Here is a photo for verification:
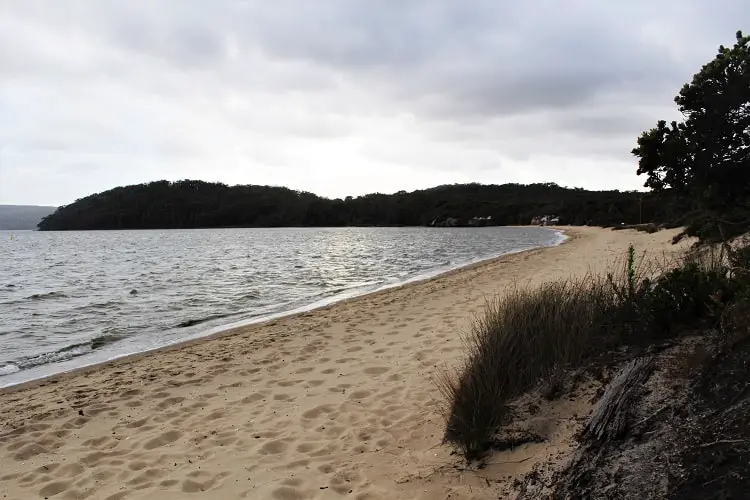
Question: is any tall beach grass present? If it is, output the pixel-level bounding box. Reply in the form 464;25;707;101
438;243;749;460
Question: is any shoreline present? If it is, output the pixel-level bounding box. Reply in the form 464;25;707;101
1;228;570;394
1;226;687;500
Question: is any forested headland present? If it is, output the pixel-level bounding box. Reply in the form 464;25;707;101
37;181;682;231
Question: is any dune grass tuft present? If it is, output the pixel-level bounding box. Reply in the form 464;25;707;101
439;243;748;461
437;276;611;460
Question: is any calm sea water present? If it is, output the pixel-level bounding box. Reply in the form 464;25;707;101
0;227;564;386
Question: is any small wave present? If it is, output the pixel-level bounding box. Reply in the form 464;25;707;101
90;332;128;350
177;312;238;328
0;363;20;376
303;281;328;288
74;299;123;312
4;284;17;288
26;291;68;301
0;330;134;376
550;229;570;245
325;280;382;296
8;342;92;372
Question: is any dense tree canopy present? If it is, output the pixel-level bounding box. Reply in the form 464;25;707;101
37;180;669;231
633;31;750;240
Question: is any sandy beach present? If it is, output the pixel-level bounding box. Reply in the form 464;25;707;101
0;226;689;500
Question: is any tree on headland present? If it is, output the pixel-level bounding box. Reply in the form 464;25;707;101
633;31;750;241
36;180;667;230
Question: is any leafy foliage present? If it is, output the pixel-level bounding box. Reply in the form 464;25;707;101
37;180;667;230
633;31;750;241
648;262;731;331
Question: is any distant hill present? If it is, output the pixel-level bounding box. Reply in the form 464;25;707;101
0;205;57;230
36;180;682;231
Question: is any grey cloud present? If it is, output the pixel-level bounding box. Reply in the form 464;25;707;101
228;2;694;117
1;0;748;205
110;16;225;68
236;1;496;68
554;111;662;138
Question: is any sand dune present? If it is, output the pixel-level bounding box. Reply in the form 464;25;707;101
0;227;689;499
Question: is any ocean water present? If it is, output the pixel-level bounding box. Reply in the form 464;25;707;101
0;227;565;387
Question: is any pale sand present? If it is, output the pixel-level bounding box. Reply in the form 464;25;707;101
0;227;690;500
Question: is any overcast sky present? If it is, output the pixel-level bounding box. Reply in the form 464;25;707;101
0;1;746;206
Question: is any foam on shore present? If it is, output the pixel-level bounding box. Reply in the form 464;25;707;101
0;229;567;389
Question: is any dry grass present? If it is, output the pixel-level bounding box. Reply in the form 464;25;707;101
437;275;613;460
439;242;750;461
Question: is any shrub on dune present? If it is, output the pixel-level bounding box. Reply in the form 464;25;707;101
439;243;748;461
437;276;609;460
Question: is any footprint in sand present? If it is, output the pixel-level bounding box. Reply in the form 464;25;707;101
259;439;289;455
281;477;304;487
308;443;339;457
318;463;335;474
277;380;302;388
119;388;142;398
104;492;129;500
128;468;166;486
287;459;310;469
241;393;266;404
271;486;306;500
125;417;150;428
301;404;336;419
155;396;185;410
143;430;182;450
296;442;318;453
348;390;372;400
12;442;50;461
181;471;231;493
204;409;227;420
128;461;148;471
363;366;390;375
38;481;69;498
